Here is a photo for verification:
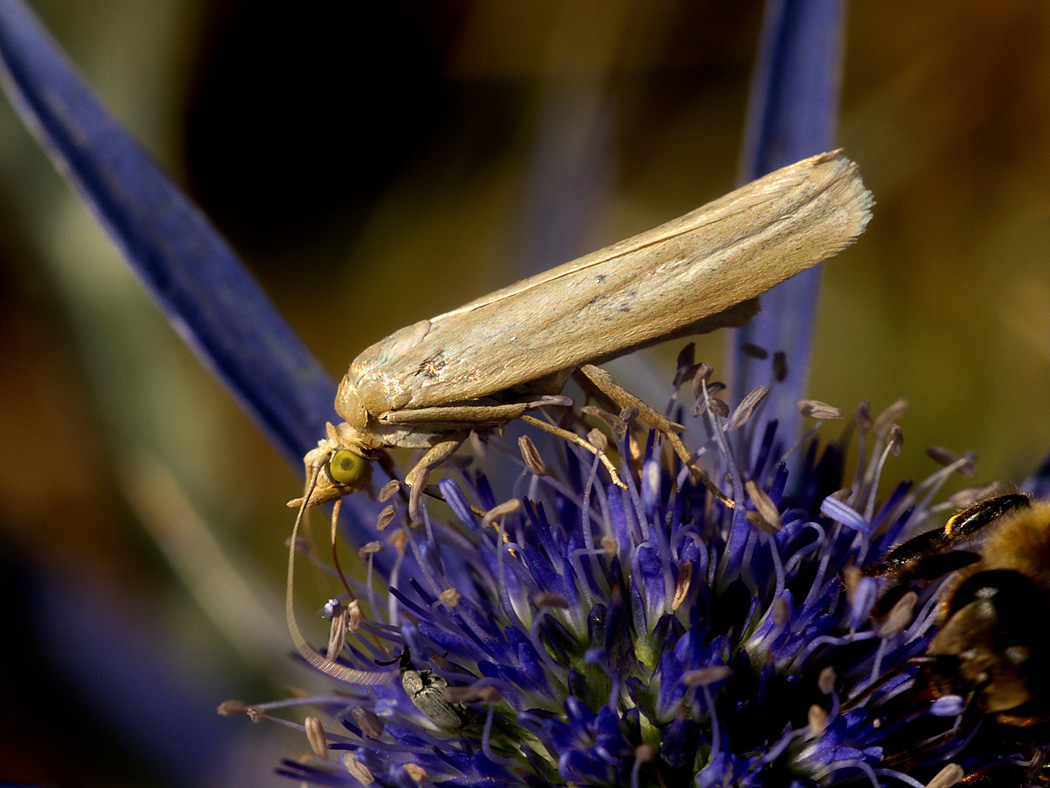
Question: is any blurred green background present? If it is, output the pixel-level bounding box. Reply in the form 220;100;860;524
1;1;1048;786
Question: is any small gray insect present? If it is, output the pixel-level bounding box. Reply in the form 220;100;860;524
293;149;871;516
396;648;468;728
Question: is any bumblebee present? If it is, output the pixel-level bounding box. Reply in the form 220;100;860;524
865;493;1050;727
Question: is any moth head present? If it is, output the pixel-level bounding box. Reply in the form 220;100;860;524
289;422;375;509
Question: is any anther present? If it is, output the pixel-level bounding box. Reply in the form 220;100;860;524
741;342;768;359
440;588;462;607
378;479;401;502
581;405;629;437
305;716;328;759
818;667;836;695
887;424;903;457
808;704;828;735
359;541;384;559
343;752;375;784
672;560;693;610
217;699;248;716
924;763;963;788
351;706;384;739
796;399;844;420
518;435;549;476
532;592;569;609
681;666;733;687
726;385;769;430
879;590;917;637
745;480;783;533
376;505;396;532
403;763;428;782
872;398;908;437
482;499;522;529
772;351;787;381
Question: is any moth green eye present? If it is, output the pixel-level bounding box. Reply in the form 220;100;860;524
329;449;368;485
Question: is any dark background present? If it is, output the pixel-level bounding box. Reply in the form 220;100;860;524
1;1;1048;785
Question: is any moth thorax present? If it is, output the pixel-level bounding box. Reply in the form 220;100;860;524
335;376;370;431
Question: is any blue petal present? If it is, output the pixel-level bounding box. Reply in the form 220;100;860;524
820;496;871;534
438;477;479;529
632;540;666;626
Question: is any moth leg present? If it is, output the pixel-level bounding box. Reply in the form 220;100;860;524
576;364;732;507
380;400;558;429
404;433;467;520
519;414;626;489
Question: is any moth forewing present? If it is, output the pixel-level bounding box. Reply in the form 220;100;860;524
348;149;871;415
300;149;872;511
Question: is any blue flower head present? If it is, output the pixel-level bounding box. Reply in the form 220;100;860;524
259;367;1033;787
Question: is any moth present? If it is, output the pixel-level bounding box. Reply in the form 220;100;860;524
295;150;872;516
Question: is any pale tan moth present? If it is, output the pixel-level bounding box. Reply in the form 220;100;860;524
286;150;872;683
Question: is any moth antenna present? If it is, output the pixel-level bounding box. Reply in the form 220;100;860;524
286;459;394;685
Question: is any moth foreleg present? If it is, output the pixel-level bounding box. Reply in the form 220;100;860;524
380;399;564;429
404;433;467;520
